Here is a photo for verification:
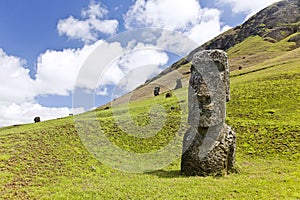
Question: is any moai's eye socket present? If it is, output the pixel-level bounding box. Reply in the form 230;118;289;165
197;95;211;105
216;61;225;72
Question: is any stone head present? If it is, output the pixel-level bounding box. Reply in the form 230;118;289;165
188;50;230;128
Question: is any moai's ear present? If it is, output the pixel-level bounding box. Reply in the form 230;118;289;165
224;59;230;102
212;54;230;102
221;62;230;102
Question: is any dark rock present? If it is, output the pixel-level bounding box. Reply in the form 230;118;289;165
288;33;300;47
34;116;41;123
165;93;172;98
181;50;236;176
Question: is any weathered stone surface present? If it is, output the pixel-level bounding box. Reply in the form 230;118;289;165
181;124;236;176
288;33;300;47
181;50;236;176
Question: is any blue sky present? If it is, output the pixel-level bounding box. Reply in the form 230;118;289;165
0;0;278;127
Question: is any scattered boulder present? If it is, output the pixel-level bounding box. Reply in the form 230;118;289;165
165;93;172;98
288;33;300;47
90;166;96;171
34;116;41;123
154;86;160;96
181;50;236;176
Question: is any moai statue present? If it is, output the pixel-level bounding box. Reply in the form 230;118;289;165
154;86;160;96
181;50;236;176
34;116;41;123
174;78;183;90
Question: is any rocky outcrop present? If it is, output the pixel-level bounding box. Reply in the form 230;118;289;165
197;0;300;52
181;50;236;176
288;33;300;47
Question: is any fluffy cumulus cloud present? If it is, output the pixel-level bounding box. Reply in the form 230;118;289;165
124;0;202;30
57;2;118;43
0;103;74;127
35;41;101;96
124;0;226;45
217;0;279;18
110;44;169;93
0;49;35;105
0;49;85;127
76;41;169;95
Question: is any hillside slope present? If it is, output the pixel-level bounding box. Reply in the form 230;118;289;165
1;44;299;199
1;0;300;199
105;0;300;106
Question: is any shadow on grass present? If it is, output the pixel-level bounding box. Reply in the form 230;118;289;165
146;170;184;178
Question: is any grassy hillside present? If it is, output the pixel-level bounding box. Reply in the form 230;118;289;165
1;40;300;199
227;34;298;70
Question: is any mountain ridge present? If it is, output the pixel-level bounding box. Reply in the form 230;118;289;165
199;0;300;51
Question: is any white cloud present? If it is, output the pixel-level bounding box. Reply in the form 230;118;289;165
79;42;169;94
155;30;199;56
57;2;118;43
35;38;168;98
124;0;202;30
96;87;108;96
0;103;84;127
81;2;108;18
0;49;35;105
114;45;169;92
124;0;226;45
35;41;101;96
0;47;91;127
57;17;95;43
217;0;279;18
185;8;223;45
75;41;125;89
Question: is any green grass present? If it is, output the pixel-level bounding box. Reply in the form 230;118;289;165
227;35;298;69
0;46;300;199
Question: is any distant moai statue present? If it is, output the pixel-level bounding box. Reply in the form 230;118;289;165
154;86;160;96
34;116;41;123
174;78;182;90
181;50;236;176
